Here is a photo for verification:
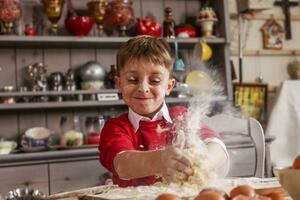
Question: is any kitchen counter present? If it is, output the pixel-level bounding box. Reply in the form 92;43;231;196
0;147;98;167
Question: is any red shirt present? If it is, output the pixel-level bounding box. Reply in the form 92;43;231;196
99;106;220;187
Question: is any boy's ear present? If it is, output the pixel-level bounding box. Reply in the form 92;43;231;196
166;78;176;96
114;76;121;93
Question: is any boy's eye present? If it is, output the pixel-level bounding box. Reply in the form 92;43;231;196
127;78;138;83
150;79;161;84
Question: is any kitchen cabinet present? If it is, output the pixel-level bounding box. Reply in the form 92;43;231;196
0;0;231;142
0;0;234;195
0;148;107;196
49;160;107;194
0;164;49;195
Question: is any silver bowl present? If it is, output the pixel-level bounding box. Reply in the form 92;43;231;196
6;188;46;200
79;61;106;81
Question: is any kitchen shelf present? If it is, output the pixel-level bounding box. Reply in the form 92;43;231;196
0;36;226;49
231;49;300;56
0;97;190;110
0;87;228;110
0;89;119;97
230;13;300;21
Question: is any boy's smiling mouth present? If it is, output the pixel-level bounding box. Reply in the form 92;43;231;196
134;97;152;100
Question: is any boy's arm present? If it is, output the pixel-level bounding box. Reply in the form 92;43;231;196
99;117;192;181
113;146;193;181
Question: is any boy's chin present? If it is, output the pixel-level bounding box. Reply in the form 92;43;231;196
132;103;164;117
137;108;160;118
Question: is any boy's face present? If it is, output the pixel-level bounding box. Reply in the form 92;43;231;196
115;58;175;118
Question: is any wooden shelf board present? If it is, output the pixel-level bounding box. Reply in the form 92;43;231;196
0;87;188;97
0;89;119;97
0;97;190;110
231;49;300;56
231;13;300;21
0;36;226;48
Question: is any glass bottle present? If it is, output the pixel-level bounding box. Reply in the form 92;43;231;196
85;116;104;145
105;64;117;89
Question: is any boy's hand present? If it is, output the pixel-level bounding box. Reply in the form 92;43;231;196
155;146;193;182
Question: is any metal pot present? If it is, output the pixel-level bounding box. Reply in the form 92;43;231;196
79;61;106;81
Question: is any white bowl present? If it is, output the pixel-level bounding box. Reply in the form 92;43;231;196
0;141;17;154
22;127;53;149
81;80;104;90
25;127;51;139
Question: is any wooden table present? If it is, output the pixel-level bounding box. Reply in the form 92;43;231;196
48;177;288;200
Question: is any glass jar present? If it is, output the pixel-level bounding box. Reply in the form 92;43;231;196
85;116;105;144
105;64;117;89
105;0;134;36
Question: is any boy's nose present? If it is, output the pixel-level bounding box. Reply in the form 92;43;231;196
137;81;150;93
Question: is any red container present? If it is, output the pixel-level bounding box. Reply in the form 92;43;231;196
175;25;196;38
87;132;101;145
65;16;94;36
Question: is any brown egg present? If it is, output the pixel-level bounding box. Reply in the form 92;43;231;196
265;192;284;200
257;195;272;200
231;194;271;200
155;193;181;200
194;191;226;200
230;195;252;200
200;188;229;200
230;185;256;199
292;155;300;169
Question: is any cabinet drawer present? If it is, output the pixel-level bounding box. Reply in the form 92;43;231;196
0;164;48;196
49;160;108;194
227;147;256;177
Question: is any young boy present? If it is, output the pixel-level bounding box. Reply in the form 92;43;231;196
99;35;229;187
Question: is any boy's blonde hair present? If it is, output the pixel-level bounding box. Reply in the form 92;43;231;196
116;35;174;74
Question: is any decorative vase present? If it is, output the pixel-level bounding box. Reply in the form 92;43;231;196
197;7;218;37
198;19;216;37
0;0;22;34
87;0;108;36
42;0;65;35
199;40;212;61
105;0;134;36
